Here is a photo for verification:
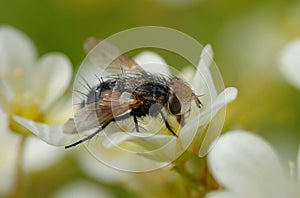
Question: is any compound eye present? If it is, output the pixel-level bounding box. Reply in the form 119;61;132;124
168;95;181;115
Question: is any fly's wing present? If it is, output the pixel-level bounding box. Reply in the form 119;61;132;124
84;37;144;77
64;90;141;134
73;38;144;107
63;103;101;134
67;38;144;134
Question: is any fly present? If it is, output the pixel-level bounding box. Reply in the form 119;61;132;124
64;38;202;149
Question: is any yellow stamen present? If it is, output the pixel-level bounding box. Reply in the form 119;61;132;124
9;117;31;136
8;102;45;135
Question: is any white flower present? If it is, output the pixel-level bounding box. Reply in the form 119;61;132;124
0;25;72;195
206;130;300;198
278;38;300;90
53;180;114;198
0;25;73;138
5;26;78;146
102;45;238;163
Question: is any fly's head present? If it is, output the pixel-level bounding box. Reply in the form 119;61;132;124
167;77;201;117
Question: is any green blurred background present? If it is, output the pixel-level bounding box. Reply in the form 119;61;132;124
1;0;300;197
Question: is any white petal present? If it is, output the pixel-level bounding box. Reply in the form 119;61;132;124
0;112;18;196
193;45;218;102
198;87;238;157
13;116;78;146
199;87;238;125
103;132;179;162
205;191;238;198
208;131;288;198
103;132;174;150
198;112;225;158
0;25;37;72
53;180;114;198
0;76;14;103
0;107;9;132
44;94;73;124
178;111;204;149
83;134;165;172
102;132;133;149
23;136;64;172
134;51;171;75
77;146;130;183
0;26;37;101
32;53;72;111
279;39;300;90
180;66;195;84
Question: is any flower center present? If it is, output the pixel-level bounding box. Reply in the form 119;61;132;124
8;102;45;136
0;67;46;135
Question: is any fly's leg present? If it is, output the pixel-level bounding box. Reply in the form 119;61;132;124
159;111;178;137
114;112;131;121
65;112;132;149
65;121;111;149
133;114;140;132
116;112;141;132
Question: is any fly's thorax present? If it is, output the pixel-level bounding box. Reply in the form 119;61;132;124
109;73;170;118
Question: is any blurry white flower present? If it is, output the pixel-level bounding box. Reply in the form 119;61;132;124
206;130;300;198
279;38;300;90
0;25;72;195
5;25;79;146
53;180;114;198
134;51;170;76
103;45;238;162
0;25;73;140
